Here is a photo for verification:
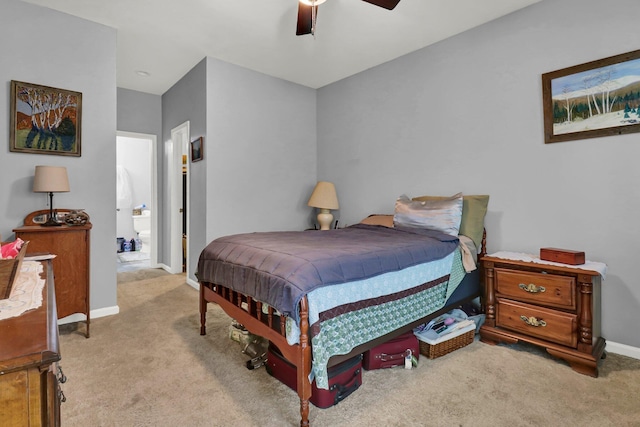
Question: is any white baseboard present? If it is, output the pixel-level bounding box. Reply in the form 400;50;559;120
607;340;640;360
186;277;198;290
59;266;197;325
159;263;186;275
58;305;120;325
159;262;198;289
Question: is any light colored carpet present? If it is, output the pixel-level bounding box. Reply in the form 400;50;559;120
59;269;640;427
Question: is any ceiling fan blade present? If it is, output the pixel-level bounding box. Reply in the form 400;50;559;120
362;0;401;10
296;3;316;36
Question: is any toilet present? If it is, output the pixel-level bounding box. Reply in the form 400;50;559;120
132;210;151;253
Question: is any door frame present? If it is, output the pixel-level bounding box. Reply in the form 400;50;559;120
169;121;189;274
116;131;158;267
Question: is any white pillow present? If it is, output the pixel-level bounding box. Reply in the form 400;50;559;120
393;193;463;236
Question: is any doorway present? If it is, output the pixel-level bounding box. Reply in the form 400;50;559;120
116;132;158;272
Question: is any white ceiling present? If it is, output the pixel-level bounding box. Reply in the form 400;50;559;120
23;0;541;95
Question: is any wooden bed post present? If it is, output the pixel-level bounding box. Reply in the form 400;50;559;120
199;283;207;335
297;296;312;427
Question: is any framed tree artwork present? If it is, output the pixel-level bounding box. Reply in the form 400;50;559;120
10;80;82;156
542;49;640;143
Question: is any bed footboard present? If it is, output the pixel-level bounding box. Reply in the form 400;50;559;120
200;281;312;427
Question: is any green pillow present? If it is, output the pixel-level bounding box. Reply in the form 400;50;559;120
412;194;489;249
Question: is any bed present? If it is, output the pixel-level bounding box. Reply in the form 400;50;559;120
198;193;489;427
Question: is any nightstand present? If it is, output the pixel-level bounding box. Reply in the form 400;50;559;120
479;253;606;377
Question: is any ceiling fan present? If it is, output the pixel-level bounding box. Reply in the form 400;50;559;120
296;0;401;36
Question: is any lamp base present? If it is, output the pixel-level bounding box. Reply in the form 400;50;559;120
42;217;63;227
42;206;62;227
317;209;334;231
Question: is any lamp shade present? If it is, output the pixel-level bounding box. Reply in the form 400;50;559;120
33;166;70;193
307;181;339;210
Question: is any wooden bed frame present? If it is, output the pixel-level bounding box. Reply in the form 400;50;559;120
199;230;486;426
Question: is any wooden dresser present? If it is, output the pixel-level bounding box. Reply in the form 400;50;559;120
14;210;91;337
0;261;64;426
480;255;605;377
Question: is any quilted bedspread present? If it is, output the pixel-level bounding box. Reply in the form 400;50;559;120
295;249;462;388
197;224;459;322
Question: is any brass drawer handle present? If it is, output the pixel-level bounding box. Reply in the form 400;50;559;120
57;365;67;383
519;283;546;294
520;315;547;327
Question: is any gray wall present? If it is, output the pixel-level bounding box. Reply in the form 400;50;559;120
204;56;317;242
317;0;640;348
162;59;207;279
117;88;162;136
0;0;118;313
8;0;636;351
139;56;318;282
117;88;163;260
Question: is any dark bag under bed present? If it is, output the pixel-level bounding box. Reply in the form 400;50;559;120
362;331;419;370
265;343;362;409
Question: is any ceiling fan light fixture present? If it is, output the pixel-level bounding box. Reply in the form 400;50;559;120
296;0;401;36
299;0;327;5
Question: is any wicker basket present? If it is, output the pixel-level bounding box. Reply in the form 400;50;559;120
418;328;475;359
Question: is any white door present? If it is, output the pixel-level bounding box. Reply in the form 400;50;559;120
169;122;189;274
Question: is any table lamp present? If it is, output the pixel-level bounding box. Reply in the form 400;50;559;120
33;165;70;226
307;181;339;230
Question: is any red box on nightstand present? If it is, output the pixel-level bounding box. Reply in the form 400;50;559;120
540;247;585;265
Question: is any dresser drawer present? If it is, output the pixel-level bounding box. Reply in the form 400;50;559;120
494;268;576;310
496;299;578;348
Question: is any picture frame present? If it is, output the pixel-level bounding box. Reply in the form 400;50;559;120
542;49;640;144
191;136;203;162
10;80;82;156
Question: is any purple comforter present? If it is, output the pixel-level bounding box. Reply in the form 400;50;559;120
197;224;458;321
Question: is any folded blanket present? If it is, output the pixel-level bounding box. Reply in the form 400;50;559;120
458;235;477;273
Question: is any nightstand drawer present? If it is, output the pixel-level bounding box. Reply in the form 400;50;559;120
495;268;576;310
496;299;577;347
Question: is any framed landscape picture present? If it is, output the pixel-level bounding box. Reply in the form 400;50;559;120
542;49;640;143
10;80;82;156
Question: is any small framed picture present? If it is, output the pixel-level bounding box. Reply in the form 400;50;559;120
191;136;203;162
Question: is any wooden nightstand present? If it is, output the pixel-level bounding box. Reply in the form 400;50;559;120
14;209;91;338
479;254;606;377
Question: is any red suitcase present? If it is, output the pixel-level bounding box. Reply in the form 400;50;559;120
362;331;419;370
265;344;362;408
